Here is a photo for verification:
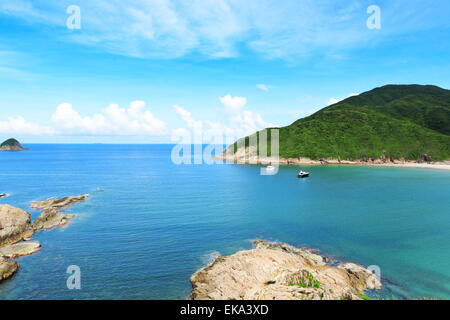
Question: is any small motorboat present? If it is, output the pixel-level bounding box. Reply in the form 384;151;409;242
266;165;276;171
297;170;309;178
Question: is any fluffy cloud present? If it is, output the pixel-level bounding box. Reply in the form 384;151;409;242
173;94;275;143
0;116;54;135
51;101;167;135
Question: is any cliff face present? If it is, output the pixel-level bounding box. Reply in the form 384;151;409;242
0;138;27;151
191;240;381;300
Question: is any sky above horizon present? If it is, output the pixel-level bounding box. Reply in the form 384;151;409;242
0;0;449;143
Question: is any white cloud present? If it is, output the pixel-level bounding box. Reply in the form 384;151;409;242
51;101;167;135
173;94;275;142
173;105;202;129
0;116;54;135
327;92;359;106
3;1;447;60
256;84;270;91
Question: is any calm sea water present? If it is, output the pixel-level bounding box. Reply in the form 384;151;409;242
0;144;449;300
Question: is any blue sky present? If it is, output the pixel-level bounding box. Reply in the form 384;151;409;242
0;0;449;143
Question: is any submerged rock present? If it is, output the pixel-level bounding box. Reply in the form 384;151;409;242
0;241;41;259
190;240;381;300
0;257;19;281
0;205;34;247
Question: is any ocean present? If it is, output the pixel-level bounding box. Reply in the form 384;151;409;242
0;144;449;299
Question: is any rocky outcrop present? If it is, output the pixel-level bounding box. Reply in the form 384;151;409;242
0;205;34;247
31;194;89;211
32;209;75;231
0;241;41;259
0;194;88;283
191;240;381;300
31;195;88;230
0;138;27;151
0;257;19;281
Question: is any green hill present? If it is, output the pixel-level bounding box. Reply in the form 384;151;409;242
0;138;27;151
232;85;450;161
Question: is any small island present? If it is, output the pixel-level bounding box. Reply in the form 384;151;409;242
0;138;28;151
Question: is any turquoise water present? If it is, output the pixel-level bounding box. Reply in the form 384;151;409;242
0;144;449;300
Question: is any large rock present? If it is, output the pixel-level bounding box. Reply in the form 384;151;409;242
0;205;34;247
191;240;381;300
0;241;41;259
0;257;19;281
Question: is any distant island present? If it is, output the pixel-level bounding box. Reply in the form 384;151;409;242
0;138;27;151
219;85;450;165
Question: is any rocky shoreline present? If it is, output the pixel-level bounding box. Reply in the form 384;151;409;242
0;194;88;282
191;240;381;300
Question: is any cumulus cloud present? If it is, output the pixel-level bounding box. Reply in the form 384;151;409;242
51;101;167;135
173;94;275;143
0;116;54;135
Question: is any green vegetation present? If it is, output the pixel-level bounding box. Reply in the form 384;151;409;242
232;85;450;161
1;138;21;147
354;293;372;300
288;273;321;289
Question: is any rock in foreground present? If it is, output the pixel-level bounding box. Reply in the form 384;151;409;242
0;241;41;259
0;205;34;247
191;240;381;300
0;257;19;281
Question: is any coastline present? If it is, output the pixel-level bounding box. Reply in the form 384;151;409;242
214;154;450;171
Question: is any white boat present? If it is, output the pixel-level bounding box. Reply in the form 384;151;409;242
266;165;276;171
297;170;309;178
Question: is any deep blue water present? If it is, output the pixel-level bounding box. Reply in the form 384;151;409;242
0;144;449;300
